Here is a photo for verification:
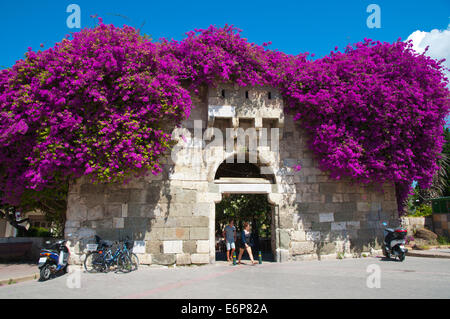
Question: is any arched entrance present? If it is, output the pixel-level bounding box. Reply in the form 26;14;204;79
212;157;278;262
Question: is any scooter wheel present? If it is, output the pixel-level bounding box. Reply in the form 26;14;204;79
398;252;405;262
382;246;390;259
39;264;51;281
62;265;69;274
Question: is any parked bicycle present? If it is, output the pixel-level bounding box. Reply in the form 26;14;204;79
122;237;139;272
84;236;138;273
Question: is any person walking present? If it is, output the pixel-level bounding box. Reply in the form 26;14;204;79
238;222;257;265
223;219;237;262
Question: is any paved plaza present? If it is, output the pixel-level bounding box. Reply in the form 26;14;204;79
0;256;449;299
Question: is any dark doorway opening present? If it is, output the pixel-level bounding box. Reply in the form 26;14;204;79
215;194;274;262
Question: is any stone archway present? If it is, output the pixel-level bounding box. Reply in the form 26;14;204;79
205;155;284;263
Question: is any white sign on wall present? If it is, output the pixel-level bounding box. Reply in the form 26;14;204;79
208;105;236;119
132;241;146;254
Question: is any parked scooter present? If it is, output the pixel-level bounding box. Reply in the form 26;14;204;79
38;238;70;281
382;222;408;261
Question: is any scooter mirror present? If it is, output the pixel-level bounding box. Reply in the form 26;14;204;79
45;241;51;245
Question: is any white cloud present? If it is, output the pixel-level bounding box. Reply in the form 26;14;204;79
406;24;450;82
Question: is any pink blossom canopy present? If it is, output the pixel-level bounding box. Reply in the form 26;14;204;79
0;23;448;213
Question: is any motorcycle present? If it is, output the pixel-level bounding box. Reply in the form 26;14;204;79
382;222;408;262
38;238;70;281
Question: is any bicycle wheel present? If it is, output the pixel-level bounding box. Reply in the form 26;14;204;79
84;252;104;273
116;254;132;273
130;253;139;271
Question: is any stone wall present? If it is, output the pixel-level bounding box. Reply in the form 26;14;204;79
65;84;400;265
400;216;433;235
274;116;399;260
433;214;449;237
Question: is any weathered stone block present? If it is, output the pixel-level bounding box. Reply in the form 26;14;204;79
177;217;209;227
104;204;122;219
311;222;331;232
193;203;214;217
91;219;113;229
124;217;150;233
87;205;104;221
80;183;105;195
113;217;124;229
175;227;189;239
291;230;306;241
357;202;370;212
307;176;317;183
368;211;381;221
163;240;183;254
152;218;177;228
173;190;197;204
106;190;130;203
320;183;338;194
296;203;309;212
146;240;162;254
191;253;210;264
370;202;381;211
331;222;346;231
317;242;336;255
297;193;325;203
346;221;361;230
145;185;162;203
279;214;294;228
319;213;334;223
137;253;152;265
299;213;320;223
340;202;357;212
332;194;344;203
196;240;210;253
382;201;397;211
65;220;81;228
128;203;157;218
152;253;176;265
163;227;189;240
168;204;194;217
183;240;197;254
129;189;147;203
190;227;209;240
292;241;315;255
279;230;290;249
176;253;192;265
334;211;354;222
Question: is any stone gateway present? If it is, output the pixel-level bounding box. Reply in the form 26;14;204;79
65;84;399;265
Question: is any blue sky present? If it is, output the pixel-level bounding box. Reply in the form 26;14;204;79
0;0;449;68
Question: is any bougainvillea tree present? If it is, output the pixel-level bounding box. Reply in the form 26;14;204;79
277;40;449;211
0;21;191;209
0;21;448;219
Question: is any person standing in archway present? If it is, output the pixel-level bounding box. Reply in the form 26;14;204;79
223;219;237;263
238;222;257;265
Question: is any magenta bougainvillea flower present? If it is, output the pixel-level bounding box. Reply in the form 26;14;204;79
0;22;448;214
